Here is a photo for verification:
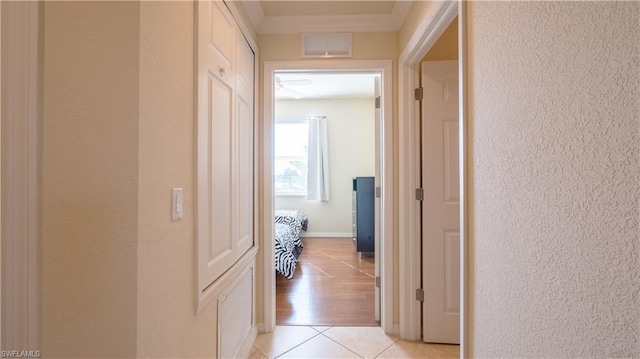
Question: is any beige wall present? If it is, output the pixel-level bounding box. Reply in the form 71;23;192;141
42;2;140;357
258;31;399;325
275;98;376;235
42;1;261;357
136;2;218;357
468;2;639;357
259;32;397;62
423;17;457;61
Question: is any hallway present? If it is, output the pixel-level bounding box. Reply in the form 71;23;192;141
3;1;637;358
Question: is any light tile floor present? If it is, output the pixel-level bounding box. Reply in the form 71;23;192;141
251;326;459;359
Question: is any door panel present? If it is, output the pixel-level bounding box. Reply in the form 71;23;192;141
443;119;460;203
209;1;234;81
444;230;461;314
421;60;460;344
234;30;254;254
209;75;233;263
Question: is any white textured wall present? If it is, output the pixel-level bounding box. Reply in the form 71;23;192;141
275;98;375;236
468;2;639;357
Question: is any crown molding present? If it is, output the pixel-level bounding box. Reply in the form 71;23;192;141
391;1;412;27
241;1;265;32
239;1;410;34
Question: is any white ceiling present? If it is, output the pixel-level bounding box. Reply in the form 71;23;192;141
275;72;378;100
261;1;396;17
241;0;411;34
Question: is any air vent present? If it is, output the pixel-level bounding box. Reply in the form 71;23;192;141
301;33;352;58
218;265;254;358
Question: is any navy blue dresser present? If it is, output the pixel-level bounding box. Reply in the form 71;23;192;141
352;177;375;253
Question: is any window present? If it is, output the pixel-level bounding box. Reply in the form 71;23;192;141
275;120;308;195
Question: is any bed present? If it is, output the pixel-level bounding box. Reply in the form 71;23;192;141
274;209;308;279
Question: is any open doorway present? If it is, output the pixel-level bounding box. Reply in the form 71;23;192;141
262;60;394;332
272;71;380;326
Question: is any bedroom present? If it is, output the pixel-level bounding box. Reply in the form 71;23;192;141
273;71;379;326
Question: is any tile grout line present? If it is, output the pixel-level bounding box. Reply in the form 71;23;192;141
273;329;322;359
372;339;399;359
252;345;269;359
320;328;400;359
320;331;366;359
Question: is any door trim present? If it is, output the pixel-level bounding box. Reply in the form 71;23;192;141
458;5;470;355
261;60;394;334
397;0;469;355
1;1;42;350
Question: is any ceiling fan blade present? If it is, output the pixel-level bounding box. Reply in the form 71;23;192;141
280;79;312;86
276;85;304;99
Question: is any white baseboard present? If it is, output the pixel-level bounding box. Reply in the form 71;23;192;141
389;324;399;336
238;325;258;359
300;232;352;238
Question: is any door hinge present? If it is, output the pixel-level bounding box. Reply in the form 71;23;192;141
375;186;381;198
415;188;424;201
416;288;424;302
414;87;423;101
375;96;381;109
376;276;381;288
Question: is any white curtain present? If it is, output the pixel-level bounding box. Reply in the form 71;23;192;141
307;116;330;201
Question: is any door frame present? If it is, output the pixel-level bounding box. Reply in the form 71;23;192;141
1;1;42;350
261;60;394;333
397;0;469;355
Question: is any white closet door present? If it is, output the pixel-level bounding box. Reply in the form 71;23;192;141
197;0;254;292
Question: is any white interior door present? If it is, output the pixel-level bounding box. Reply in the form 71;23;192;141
374;75;381;322
421;60;460;344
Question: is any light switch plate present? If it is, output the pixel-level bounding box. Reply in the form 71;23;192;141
172;188;183;220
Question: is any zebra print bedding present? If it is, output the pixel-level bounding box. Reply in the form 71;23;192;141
274;209;307;279
275;209;308;233
274;223;301;279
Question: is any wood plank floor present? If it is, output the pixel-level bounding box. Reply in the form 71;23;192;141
276;237;378;326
